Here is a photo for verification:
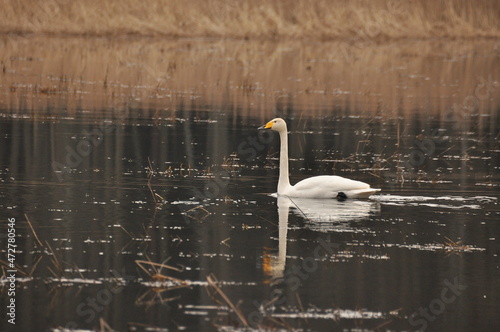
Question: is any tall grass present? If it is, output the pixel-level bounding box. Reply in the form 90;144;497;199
1;0;499;39
1;36;498;122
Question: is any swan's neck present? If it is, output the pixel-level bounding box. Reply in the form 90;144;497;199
278;130;291;193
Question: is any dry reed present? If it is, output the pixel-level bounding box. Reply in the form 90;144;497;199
1;0;499;39
206;273;249;327
1;35;497;123
25;213;44;249
135;259;189;288
99;317;115;332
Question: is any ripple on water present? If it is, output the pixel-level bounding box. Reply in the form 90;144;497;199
371;194;497;209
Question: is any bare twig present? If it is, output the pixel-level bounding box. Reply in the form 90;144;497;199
295;292;307;323
47;266;59;279
135;259;183;273
135;259;189;290
0;259;28;277
206;274;249;327
29;256;44;276
118;224;133;239
374;319;394;331
45;241;63;276
258;215;277;227
221;237;231;247
147;157;158;206
25;214;44;248
99;317;115;332
367;171;386;181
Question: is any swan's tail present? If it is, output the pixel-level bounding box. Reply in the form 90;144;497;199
344;188;381;199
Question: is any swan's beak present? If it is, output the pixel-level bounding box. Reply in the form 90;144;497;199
258;121;273;130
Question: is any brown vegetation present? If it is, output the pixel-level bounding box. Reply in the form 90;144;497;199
1;35;498;123
1;0;499;39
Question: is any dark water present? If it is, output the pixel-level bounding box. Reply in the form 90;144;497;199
0;107;499;332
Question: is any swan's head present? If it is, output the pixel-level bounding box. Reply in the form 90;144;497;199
258;118;287;132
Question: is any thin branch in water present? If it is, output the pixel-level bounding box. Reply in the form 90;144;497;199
258;215;277;227
0;259;28;277
135;259;183;273
47;266;59;279
25;213;44;248
147;157;158;206
118;224;133;239
288;197;311;223
45;241;63;277
295;292;307;323
99;317;115;332
29;255;44;277
135;259;189;289
206;274;249;327
221;237;231;247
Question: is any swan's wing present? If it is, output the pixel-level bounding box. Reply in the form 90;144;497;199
293;175;369;191
291;175;378;198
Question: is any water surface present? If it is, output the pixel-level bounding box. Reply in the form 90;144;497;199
0;37;499;332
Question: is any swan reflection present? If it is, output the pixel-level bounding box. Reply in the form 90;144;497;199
267;196;380;279
285;197;381;232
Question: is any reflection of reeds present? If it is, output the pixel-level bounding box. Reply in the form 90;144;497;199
1;0;498;39
1;37;497;123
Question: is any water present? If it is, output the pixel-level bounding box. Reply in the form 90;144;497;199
0;38;499;332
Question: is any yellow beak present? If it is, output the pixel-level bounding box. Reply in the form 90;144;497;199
258;121;274;130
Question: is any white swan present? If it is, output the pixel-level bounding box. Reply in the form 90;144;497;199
258;118;380;199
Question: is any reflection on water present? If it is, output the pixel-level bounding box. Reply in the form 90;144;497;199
269;196;380;279
0;37;499;332
1;36;499;119
2;108;497;331
268;196;290;280
286;196;380;231
1;108;499;331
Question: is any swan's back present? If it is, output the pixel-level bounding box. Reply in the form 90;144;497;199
284;175;379;199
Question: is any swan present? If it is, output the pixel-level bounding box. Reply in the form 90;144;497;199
258;118;380;199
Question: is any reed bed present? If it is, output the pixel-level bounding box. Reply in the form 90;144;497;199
1;36;498;125
1;0;499;39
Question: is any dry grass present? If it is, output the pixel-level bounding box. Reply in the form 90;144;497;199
1;36;498;122
0;0;499;39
